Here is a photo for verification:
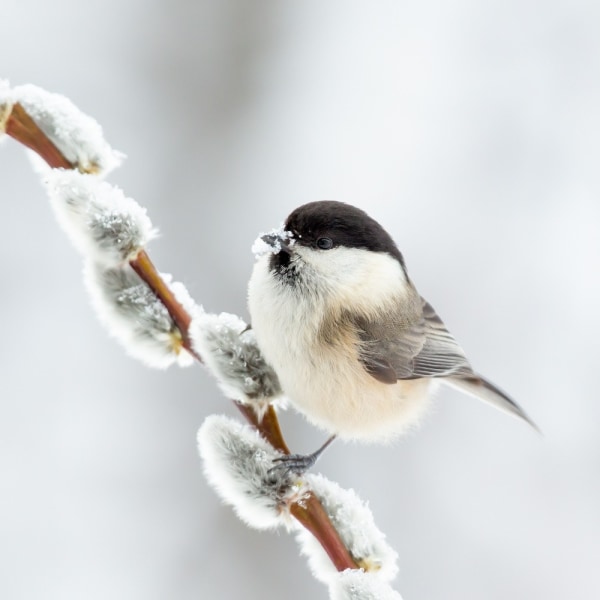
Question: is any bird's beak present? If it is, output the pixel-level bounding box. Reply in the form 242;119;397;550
261;233;293;255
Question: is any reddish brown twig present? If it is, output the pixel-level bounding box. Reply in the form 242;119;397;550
5;103;74;170
290;495;357;571
235;402;291;454
129;249;198;359
235;402;356;569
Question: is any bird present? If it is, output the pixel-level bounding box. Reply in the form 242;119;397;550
247;200;536;473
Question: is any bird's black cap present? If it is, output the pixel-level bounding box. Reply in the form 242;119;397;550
285;200;406;268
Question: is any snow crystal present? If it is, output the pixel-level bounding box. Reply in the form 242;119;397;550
46;169;156;266
251;223;294;258
1;83;123;175
296;474;398;585
198;415;306;530
329;570;403;600
84;260;195;368
190;312;282;411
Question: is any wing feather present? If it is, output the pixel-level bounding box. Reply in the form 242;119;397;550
355;297;537;429
357;298;473;382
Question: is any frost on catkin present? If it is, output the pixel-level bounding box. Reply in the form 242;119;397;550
0;82;123;175
198;415;306;530
84;261;195;368
190;312;282;410
46;169;156;266
296;474;399;585
329;570;403;600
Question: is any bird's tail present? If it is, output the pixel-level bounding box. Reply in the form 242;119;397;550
445;375;539;432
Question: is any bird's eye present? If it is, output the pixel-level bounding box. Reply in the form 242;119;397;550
316;237;333;250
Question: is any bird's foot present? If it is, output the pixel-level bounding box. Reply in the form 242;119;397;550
270;452;320;479
269;435;336;479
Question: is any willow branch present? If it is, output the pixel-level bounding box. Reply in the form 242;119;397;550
129;249;198;358
5;103;74;169
3;100;359;573
290;494;357;571
235;402;291;454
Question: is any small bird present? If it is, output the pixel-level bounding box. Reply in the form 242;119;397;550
248;201;535;472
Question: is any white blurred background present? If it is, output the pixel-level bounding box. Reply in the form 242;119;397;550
1;1;599;598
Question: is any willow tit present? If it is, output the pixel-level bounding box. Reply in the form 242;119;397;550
248;201;535;464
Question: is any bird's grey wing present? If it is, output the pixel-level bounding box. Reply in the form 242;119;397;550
356;298;473;382
356;299;537;428
410;300;474;378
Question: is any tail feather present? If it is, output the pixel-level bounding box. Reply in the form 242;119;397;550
445;375;539;432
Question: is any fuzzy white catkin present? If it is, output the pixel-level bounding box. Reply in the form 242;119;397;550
84;260;195;368
0;82;123;175
45;169;156;267
190;312;282;409
198;415;307;530
296;474;399;585
329;570;403;600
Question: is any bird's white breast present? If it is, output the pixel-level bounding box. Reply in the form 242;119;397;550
247;249;433;442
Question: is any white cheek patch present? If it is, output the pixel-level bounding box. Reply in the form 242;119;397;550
296;246;409;315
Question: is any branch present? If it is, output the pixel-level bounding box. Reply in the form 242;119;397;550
129;249;196;357
199;416;399;596
5;103;74;169
235;401;291;454
289;494;357;571
1;85;361;581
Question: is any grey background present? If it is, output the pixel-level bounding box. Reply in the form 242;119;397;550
1;1;599;599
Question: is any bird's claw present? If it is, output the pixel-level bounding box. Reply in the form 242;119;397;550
269;452;319;479
268;435;336;479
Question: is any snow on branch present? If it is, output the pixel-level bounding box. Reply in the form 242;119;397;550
199;415;403;597
198;415;306;529
0;81;123;175
85;261;196;368
46;169;156;267
39;165;197;367
329;570;404;600
298;474;399;585
191;312;283;409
